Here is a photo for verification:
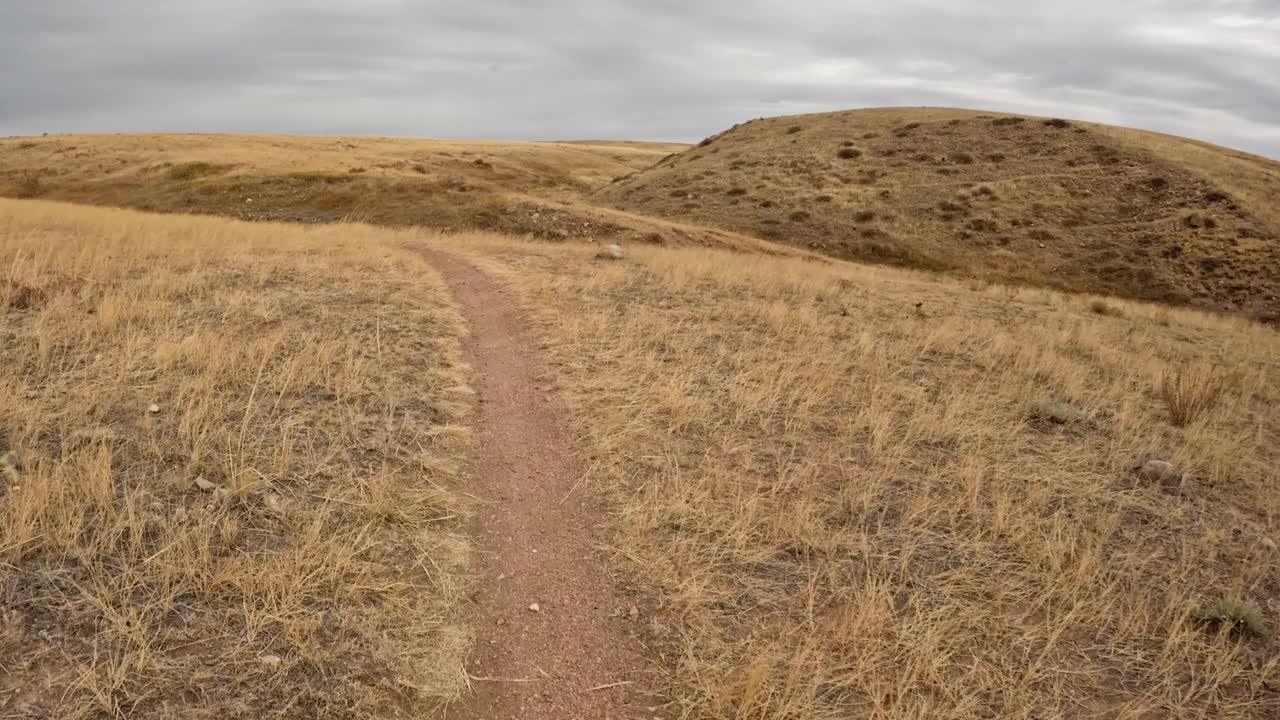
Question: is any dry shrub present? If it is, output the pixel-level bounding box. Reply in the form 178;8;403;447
3;279;47;309
14;171;43;198
167;161;230;181
1199;593;1266;636
1160;363;1224;426
1089;298;1124;317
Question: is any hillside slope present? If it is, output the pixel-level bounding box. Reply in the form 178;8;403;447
0;133;786;250
599;108;1280;320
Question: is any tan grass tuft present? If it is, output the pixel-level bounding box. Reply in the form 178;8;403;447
1160;363;1224;426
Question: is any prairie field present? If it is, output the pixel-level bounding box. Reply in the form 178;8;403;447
443;237;1280;718
1;200;472;718
2;112;1279;720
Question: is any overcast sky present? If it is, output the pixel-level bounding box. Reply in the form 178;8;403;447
3;1;1278;157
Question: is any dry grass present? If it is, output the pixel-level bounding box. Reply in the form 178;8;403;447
0;133;782;252
0;199;473;718
1160;364;1226;427
0;133;798;254
598;107;1280;321
1090;124;1280;233
445;236;1280;719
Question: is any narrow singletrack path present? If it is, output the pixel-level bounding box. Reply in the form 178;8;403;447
415;246;654;720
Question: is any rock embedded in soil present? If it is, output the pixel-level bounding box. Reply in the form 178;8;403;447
1136;459;1184;493
596;244;624;260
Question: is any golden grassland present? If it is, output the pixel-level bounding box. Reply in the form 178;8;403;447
0;199;473;718
599;107;1280;322
443;236;1280;719
5;188;1280;719
0;133;802;253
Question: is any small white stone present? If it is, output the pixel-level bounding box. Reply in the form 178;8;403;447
596;244;624;260
259;654;282;668
193;476;217;493
263;493;285;514
528;603;541;613
147;403;161;414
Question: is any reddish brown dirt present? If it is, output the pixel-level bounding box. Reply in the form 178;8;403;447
414;246;657;720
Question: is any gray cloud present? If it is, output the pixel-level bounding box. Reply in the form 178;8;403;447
2;0;1278;157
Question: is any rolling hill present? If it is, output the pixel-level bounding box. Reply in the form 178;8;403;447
4;109;1280;322
598;108;1280;321
4;120;1280;717
0;133;797;252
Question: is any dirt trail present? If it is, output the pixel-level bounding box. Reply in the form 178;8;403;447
415;246;656;720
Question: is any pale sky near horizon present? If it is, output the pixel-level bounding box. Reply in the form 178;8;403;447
3;1;1279;157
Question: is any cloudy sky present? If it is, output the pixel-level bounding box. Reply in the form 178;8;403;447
4;1;1279;157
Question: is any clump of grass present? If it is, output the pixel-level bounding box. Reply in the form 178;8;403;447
786;125;803;135
1029;399;1081;425
837;147;862;160
1160;364;1224;427
1089;299;1124;317
167;161;231;181
1198;593;1266;636
3;279;47;309
14;171;43;198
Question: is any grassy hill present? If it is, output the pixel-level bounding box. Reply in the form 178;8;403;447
598;108;1280;321
0;133;799;252
6;114;1279;322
